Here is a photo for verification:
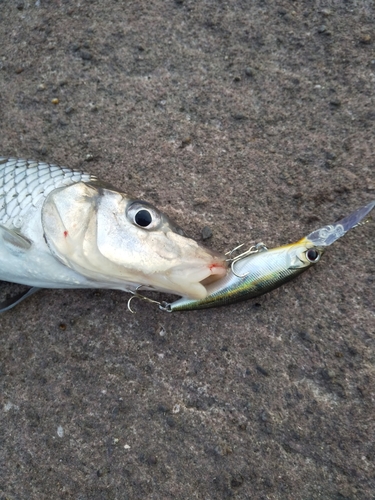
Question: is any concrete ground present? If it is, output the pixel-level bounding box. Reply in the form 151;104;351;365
0;1;374;498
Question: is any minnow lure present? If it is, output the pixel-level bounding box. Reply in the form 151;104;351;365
161;200;375;311
0;157;226;312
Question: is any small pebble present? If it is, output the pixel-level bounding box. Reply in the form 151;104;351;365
201;226;213;240
193;197;209;206
4;402;19;412
51;98;59;105
148;455;157;465
231;474;244;488
245;67;255;77
360;34;371;44
172;404;181;414
256;365;269;377
329;99;341;108
325;151;337;161
80;51;92;61
180;137;191;148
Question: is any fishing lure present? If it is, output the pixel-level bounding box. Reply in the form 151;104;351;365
160;200;375;311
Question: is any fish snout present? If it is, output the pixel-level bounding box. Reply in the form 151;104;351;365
163;239;227;299
168;255;227;299
200;251;228;286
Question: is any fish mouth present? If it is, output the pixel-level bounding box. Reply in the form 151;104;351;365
163;258;227;299
200;263;228;286
184;248;228;299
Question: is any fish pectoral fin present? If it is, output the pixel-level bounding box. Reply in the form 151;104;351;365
0;286;40;313
0;225;32;251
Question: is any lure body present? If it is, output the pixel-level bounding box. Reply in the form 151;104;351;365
165;200;375;311
0;157;226;311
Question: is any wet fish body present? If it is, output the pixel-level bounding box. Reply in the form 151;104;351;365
0;157;226;311
165;200;375;311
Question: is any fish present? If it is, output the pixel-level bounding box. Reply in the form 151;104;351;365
162;200;375;311
0;157;227;312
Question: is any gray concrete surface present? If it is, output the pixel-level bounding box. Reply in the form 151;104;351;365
0;1;374;498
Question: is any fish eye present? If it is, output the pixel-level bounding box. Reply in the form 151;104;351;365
126;202;162;230
134;209;152;227
306;248;320;263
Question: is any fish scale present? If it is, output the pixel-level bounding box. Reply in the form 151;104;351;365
0;157;95;225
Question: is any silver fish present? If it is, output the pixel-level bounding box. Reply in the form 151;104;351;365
0;157;227;312
163;200;375;311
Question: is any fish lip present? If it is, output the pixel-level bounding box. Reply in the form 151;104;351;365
199;247;228;284
164;256;227;299
200;262;228;286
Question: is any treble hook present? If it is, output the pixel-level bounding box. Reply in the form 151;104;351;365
127;286;162;313
225;243;246;261
229;242;268;278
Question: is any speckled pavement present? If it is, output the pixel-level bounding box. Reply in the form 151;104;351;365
1;1;374;498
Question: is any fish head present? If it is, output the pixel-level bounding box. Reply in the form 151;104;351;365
42;182;227;298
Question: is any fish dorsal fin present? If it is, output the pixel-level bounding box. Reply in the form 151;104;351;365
41;182;98;268
0;225;32;251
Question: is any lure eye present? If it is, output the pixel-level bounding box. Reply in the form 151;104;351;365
126;202;162;230
306;248;320;263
